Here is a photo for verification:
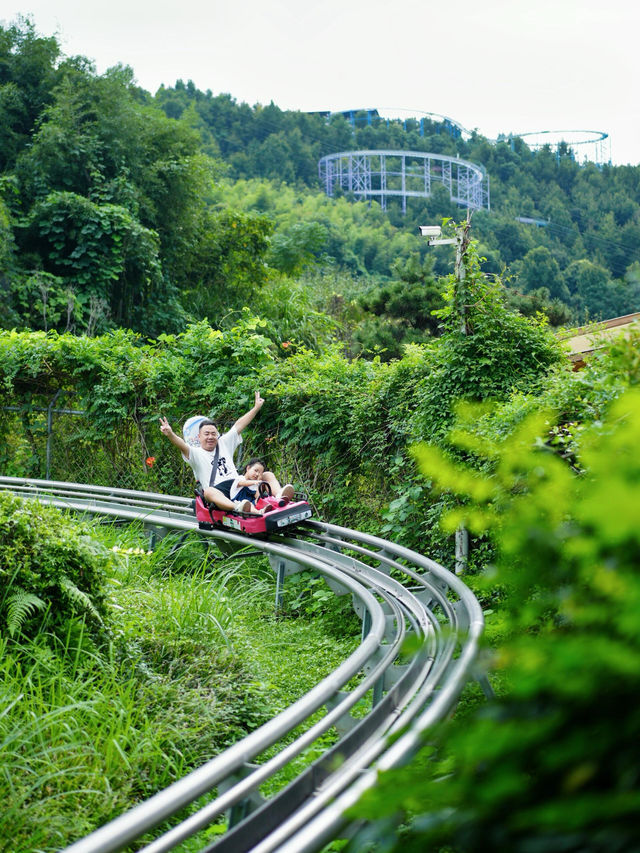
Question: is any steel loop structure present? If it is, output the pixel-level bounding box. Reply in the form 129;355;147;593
0;477;488;853
318;149;490;213
504;129;610;165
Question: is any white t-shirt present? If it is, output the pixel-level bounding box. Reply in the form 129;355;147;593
229;477;258;500
187;427;242;488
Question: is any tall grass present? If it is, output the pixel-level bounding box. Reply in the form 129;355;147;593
1;517;358;852
1;522;263;851
0;633;183;852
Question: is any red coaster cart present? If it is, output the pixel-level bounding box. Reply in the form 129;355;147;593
194;486;313;535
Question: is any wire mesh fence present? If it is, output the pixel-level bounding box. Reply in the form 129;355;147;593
0;402;193;495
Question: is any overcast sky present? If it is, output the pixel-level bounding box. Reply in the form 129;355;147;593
3;0;638;166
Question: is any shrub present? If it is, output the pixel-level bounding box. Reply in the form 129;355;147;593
0;493;108;643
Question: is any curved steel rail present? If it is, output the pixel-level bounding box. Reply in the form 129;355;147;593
0;477;488;853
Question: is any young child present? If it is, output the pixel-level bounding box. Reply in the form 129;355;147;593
230;458;268;507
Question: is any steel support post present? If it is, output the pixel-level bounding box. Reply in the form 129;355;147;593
275;559;286;611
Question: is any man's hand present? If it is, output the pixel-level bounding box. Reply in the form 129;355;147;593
159;416;190;456
235;392;265;434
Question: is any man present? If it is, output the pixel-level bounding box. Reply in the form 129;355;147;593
159;391;293;514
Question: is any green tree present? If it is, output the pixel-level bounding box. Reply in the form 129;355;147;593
0;193;17;310
564;258;623;321
0;17;61;172
14;62;211;291
267;221;328;276
514;245;569;301
7;270;75;333
487;219;534;264
179;208;273;322
378;226;563;566
355;254;445;359
505;285;573;327
413;235;562;442
16;191;182;333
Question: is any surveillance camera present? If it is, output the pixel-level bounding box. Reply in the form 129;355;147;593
418;225;442;237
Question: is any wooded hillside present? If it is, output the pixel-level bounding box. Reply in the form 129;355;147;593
1;17;639;352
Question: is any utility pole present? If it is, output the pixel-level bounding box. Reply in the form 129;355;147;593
418;213;473;573
419;211;472;337
453;213;471;573
454;211;472;337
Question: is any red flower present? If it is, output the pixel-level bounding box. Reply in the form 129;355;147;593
282;341;291;348
145;456;156;468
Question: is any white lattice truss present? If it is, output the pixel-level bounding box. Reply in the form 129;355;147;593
319;150;490;212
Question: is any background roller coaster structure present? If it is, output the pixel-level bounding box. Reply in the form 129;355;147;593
318;149;490;213
321;108;610;165
316;108;609;214
0;476;490;853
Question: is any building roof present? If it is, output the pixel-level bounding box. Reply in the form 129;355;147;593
559;312;640;369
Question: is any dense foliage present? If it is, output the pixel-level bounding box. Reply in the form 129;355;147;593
0;318;276;492
0;233;564;561
151;82;640;324
351;381;640;852
0;515;358;851
2;304;637;852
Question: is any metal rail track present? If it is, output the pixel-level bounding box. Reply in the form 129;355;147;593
0;477;488;853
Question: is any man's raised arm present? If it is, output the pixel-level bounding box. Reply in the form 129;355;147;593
233;391;265;435
159;416;190;457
